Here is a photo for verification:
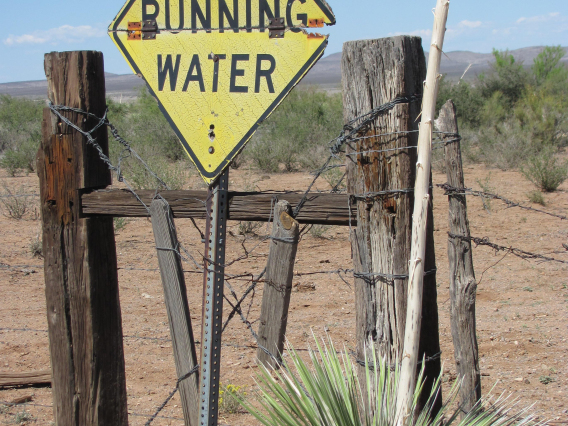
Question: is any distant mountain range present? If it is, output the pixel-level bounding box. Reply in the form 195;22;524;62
1;45;566;99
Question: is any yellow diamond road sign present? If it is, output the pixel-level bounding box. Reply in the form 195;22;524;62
109;0;335;184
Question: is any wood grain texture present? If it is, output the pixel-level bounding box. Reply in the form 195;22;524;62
81;189;356;225
439;100;481;415
0;371;51;388
342;37;441;412
38;51;127;425
151;199;199;426
257;201;300;368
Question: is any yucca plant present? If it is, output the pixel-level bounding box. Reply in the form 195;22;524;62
239;335;542;426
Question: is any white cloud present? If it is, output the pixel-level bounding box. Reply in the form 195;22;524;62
517;12;563;24
458;20;482;29
444;20;484;41
4;25;106;46
388;29;432;38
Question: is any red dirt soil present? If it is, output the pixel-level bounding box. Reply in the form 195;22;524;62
1;164;567;425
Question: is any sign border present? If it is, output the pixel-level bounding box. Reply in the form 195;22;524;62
111;0;329;181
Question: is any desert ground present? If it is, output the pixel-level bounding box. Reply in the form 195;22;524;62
1;162;567;425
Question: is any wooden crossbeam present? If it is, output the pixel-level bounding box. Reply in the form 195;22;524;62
81;189;355;226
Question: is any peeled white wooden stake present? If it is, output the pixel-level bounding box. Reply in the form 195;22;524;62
395;0;450;424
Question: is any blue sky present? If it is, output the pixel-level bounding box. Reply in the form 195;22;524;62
1;0;567;83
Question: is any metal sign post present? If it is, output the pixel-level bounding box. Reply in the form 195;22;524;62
200;169;229;426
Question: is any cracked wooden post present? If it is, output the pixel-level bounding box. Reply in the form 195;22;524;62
257;200;300;368
38;51;128;425
439;100;481;416
151;198;200;426
342;36;441;415
396;0;450;423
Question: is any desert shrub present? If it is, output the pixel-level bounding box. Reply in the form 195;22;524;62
0;95;43;175
14;410;34;423
470;118;534;170
527;190;546;205
106;92;193;189
514;90;568;149
121;149;187;190
0;137;39;176
476;174;495;212
246;87;343;172
107;90;185;163
437;47;568;176
436;77;484;127
478;49;528;108
0;183;35;219
309;224;332;239
237;221;262;236
113;217;129;232
521;147;568;192
532;46;568;87
539;375;556;385
322;162;346;190
30;233;43;258
219;383;246;414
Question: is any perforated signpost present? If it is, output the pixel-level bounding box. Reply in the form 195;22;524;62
109;0;335;424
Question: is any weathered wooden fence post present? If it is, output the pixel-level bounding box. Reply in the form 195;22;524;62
37;51;128;425
257;200;300;368
150;199;200;425
342;37;442;412
439;100;481;415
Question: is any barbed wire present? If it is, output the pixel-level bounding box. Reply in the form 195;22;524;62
33;95;567;424
343;133;460;158
438;183;568;221
292;94;423;218
47;103;209;243
351;188;416;202
144;364;200;426
449;233;568;265
352;351;442;372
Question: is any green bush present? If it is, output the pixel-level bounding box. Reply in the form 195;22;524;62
532;46;568;87
527;190;546;205
0;95;43;175
30;233;43;258
245;87;343;172
436;46;568;175
120;148;187;190
471;117;535;170
0;137;39;175
106;91;193;189
107;89;185;163
522;147;568;192
0;182;36;219
436;77;484;127
478;49;528;108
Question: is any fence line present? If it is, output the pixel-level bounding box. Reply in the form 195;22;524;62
438;183;568;221
448;233;568;265
6;95;561;424
292;95;422;218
